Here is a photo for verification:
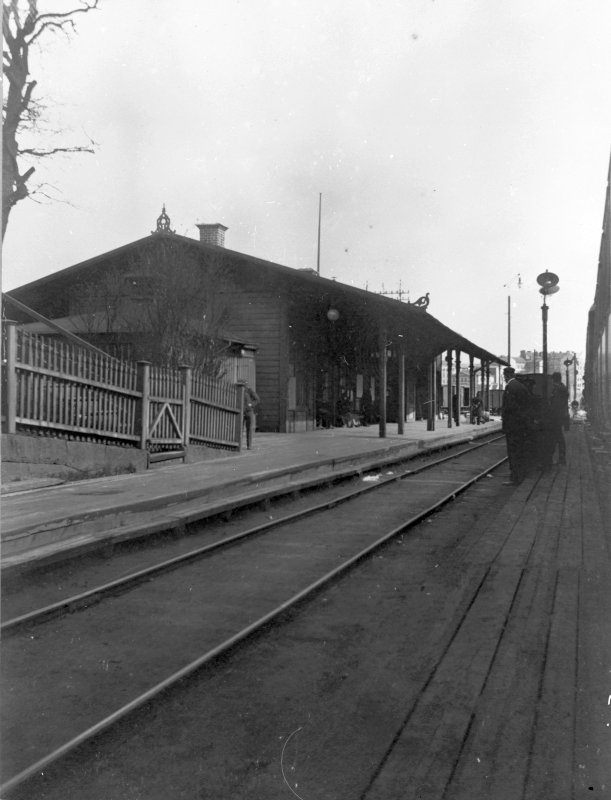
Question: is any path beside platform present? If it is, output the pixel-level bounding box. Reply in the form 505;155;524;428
362;424;610;798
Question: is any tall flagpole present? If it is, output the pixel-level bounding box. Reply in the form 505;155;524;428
504;273;521;365
507;295;511;364
317;193;322;275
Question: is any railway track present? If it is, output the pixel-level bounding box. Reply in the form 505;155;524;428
1;435;508;796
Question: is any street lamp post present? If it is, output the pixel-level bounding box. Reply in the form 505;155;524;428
573;353;578;402
378;328;388;438
564;356;573;397
536;271;560;403
326;308;340;427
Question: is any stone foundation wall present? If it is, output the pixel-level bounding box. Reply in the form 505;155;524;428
1;433;239;487
1;434;148;486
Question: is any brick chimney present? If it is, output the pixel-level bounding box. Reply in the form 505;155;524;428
196;223;228;247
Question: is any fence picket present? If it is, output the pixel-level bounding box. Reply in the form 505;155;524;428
2;323;243;452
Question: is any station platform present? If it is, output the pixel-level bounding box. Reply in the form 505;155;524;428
1;419;501;573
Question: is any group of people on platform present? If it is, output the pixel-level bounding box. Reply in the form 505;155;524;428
501;366;570;485
240;368;572;468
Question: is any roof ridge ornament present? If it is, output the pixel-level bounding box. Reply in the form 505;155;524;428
409;292;430;310
153;204;175;234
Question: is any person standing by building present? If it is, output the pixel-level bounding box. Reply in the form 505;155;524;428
241;383;260;450
549;371;569;465
471;391;483;425
501;367;532;485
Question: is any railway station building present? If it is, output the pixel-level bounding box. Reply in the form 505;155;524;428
5;208;505;435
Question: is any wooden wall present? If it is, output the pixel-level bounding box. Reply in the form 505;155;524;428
8;238;319;433
219;282;287;432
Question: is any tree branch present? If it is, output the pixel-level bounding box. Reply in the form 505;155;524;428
30;1;100;44
2;0;101;239
19;143;96;157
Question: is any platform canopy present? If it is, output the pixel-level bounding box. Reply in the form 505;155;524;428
260;261;506;367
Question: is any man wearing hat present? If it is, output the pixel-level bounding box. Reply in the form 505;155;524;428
238;381;260;450
549;372;569;465
501;366;532;485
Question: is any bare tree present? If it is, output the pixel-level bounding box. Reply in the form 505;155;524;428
128;239;233;375
2;0;100;239
70;264;131;335
69;238;234;375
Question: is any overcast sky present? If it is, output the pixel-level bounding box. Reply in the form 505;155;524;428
2;0;610;361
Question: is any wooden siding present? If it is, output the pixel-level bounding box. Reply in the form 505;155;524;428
221;289;286;431
7;237;326;433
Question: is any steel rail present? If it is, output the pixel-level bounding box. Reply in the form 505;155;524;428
1;436;505;635
0;454;507;797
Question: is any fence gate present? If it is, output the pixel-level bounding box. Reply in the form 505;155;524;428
144;364;187;464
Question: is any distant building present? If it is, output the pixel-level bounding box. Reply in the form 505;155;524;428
496;349;583;405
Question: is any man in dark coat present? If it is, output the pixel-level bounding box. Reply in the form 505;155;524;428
241;383;260;450
471;391;483;425
501;367;532;485
549;371;569;465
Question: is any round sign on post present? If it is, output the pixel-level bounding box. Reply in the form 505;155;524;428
536;271;559;289
536;271;560;412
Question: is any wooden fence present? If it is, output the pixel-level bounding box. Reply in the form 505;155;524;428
1;322;245;454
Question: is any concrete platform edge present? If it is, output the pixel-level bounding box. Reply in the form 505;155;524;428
1;425;500;574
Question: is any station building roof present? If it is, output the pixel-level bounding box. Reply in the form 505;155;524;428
6;229;506;367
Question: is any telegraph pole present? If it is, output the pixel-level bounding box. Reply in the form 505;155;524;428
316;193;322;275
